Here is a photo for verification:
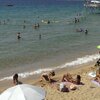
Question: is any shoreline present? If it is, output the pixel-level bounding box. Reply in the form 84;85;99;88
0;62;96;92
0;53;99;81
1;62;100;100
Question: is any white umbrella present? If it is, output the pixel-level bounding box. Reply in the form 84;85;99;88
0;84;46;100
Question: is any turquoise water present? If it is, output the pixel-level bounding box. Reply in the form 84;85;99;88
0;1;100;80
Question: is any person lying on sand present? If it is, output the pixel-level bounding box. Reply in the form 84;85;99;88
94;68;100;84
58;82;77;92
41;70;55;83
59;82;69;92
62;73;81;85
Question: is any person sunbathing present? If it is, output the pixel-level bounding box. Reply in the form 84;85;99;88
62;73;81;85
41;70;55;83
13;73;22;85
94;68;100;83
59;81;78;92
59;82;69;92
96;68;100;76
95;59;100;67
62;73;75;83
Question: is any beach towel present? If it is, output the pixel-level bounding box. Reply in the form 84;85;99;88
91;80;100;87
88;72;96;77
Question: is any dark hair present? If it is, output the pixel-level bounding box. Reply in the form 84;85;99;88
13;73;18;80
77;75;81;79
50;71;55;76
76;75;81;84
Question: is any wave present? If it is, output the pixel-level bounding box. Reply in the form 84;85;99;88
0;53;100;82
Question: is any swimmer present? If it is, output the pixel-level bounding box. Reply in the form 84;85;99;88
85;29;88;35
39;34;41;40
17;32;21;40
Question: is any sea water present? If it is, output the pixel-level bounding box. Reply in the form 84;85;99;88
0;0;100;81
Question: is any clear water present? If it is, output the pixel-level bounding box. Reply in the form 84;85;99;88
0;0;100;80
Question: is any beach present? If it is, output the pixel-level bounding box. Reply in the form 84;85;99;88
1;63;100;100
0;0;100;99
0;0;100;80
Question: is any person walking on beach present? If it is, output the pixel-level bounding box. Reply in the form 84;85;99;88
17;32;21;40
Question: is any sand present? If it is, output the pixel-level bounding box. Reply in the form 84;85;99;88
0;64;100;100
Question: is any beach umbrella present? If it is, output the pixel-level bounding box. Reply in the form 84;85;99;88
0;84;46;100
97;45;100;49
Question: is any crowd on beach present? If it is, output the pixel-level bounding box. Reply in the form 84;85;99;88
12;57;100;93
0;50;100;99
12;71;82;92
1;58;100;100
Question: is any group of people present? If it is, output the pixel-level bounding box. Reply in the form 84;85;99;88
74;17;80;23
59;73;82;92
61;73;81;85
33;23;40;29
13;65;100;92
0;19;10;25
74;14;88;35
17;20;42;40
41;70;83;92
17;32;42;40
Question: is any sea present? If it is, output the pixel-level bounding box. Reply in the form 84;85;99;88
0;0;100;81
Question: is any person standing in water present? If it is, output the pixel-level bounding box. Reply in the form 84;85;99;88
74;18;77;23
23;25;26;29
85;29;88;35
17;32;21;40
39;34;41;40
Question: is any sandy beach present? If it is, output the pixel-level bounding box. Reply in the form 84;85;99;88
0;63;100;100
0;0;100;100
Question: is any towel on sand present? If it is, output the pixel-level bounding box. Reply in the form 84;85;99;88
88;72;96;78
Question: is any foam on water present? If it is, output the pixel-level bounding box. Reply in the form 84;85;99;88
0;53;100;82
